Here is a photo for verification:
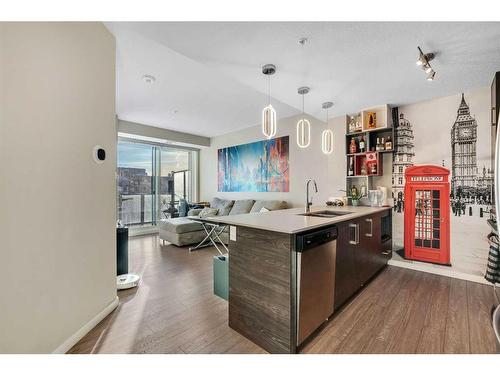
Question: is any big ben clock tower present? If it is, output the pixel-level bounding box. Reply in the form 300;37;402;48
451;93;478;195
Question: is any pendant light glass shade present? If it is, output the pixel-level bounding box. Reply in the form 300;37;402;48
296;86;311;149
262;104;277;139
321;129;334;154
296;118;311;148
261;64;277;139
321;101;334;155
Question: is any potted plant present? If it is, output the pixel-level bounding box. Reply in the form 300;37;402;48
340;185;366;207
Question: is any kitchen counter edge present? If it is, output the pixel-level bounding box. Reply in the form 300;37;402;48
201;205;392;234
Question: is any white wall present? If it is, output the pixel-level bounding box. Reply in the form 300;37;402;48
200;114;346;208
117;119;211;147
0;23;117;353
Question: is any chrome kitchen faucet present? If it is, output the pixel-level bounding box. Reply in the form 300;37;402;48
305;179;318;213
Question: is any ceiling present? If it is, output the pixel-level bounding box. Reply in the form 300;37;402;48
106;22;500;137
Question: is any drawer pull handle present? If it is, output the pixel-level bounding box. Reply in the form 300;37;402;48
365;218;373;237
349;223;359;245
381;251;391;256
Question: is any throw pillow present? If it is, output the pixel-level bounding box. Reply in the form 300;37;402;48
199;207;219;218
210;197;234;216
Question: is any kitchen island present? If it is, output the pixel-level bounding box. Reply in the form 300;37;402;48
204;205;392;354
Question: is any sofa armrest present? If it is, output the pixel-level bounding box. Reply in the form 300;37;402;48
187;208;203;217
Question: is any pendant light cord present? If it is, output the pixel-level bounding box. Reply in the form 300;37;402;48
268;75;271;105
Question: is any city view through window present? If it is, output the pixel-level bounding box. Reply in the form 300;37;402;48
117;139;196;228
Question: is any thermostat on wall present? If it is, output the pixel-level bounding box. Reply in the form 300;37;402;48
93;145;106;164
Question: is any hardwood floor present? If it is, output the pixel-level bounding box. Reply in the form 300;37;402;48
68;234;498;354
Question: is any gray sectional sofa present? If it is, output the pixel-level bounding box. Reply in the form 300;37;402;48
159;198;288;246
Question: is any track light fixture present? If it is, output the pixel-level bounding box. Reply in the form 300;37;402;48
416;46;437;81
416;46;435;66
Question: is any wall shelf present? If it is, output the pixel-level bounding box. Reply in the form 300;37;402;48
345;104;395;206
361;104;392;131
347;150;394;157
346;127;393;137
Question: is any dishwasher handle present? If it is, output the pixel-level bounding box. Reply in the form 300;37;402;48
296;226;338;252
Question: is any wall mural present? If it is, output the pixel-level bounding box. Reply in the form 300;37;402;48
391;88;494;277
217;136;290;192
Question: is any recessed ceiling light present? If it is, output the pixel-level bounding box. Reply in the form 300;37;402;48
298;37;308;46
142;74;156;84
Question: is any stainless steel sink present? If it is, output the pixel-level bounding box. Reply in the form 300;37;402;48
298;210;352;218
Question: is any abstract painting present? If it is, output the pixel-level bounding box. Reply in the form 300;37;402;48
218;136;289;192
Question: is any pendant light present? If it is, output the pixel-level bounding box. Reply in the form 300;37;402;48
321;102;334;155
262;64;277;139
296;86;311;148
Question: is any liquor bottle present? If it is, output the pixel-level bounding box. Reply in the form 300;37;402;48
375;137;380;151
349;138;357;154
350;185;358;198
348;116;356;133
360;159;368;175
355;114;362;132
359;135;365;153
385;136;392;150
380;137;385;151
348;157;354;176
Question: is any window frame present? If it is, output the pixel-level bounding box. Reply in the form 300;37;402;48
117;136;200;235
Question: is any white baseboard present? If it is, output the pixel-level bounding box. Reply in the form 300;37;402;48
52;296;119;354
388;259;490;285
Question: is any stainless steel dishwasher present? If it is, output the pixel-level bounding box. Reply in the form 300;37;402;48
296;225;337;346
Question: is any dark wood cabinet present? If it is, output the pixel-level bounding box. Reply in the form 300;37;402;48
334;222;359;310
334;209;392;311
356;216;378;285
228;209;393;353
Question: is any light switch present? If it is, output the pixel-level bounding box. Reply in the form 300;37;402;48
230;226;237;241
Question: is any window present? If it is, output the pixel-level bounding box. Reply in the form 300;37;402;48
117;138;198;230
117;141;155;228
159;148;196;219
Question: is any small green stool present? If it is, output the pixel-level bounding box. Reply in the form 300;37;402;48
213;254;229;300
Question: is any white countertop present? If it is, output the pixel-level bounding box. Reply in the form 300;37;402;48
202;205;392;234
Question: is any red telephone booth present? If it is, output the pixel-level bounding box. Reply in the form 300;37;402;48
404;165;451;266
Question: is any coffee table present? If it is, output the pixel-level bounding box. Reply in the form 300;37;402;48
188;217;228;254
